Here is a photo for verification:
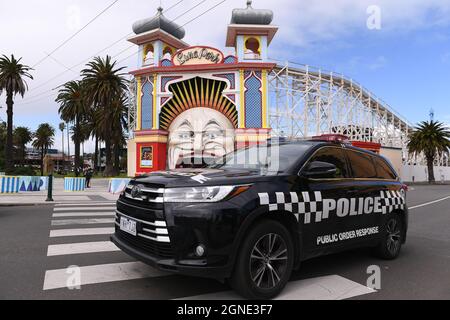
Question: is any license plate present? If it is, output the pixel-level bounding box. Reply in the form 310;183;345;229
120;217;137;236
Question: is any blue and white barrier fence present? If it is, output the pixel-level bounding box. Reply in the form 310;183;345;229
109;178;131;194
18;176;48;192
0;176;50;193
64;177;86;192
0;176;21;193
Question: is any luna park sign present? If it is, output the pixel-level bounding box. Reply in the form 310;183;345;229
173;46;224;66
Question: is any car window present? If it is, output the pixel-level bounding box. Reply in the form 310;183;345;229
373;157;397;180
346;150;377;179
209;143;313;174
306;147;349;178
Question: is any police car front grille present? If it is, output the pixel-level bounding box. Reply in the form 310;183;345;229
123;183;164;204
115;210;170;243
116;228;174;259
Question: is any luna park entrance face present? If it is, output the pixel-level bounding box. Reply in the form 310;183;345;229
167;107;236;169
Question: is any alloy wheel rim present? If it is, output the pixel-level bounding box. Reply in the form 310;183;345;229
249;233;288;290
386;219;401;255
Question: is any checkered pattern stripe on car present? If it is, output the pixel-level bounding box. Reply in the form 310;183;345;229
258;190;406;224
380;190;405;214
258;191;324;224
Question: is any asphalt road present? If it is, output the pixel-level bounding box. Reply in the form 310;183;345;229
1;185;449;300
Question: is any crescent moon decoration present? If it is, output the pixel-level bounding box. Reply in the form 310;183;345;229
159;77;238;130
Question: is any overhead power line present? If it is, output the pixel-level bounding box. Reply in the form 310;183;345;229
26;0;185;95
18;0;229;107
116;0;230;65
32;0;121;68
17;45;137;106
180;0;228;28
44;52;77;74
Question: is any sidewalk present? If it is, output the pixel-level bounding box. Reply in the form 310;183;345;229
0;178;119;206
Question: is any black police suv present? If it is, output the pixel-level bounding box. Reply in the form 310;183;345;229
111;139;408;299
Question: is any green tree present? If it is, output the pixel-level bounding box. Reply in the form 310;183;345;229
32;123;55;176
56;80;88;177
408;120;450;183
70;120;91;169
81;56;126;177
59;122;65;159
0;121;6;170
96;92;128;175
13;126;33;165
85;107;102;173
0;55;33;173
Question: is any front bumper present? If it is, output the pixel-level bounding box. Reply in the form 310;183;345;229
113;196;252;279
111;233;231;279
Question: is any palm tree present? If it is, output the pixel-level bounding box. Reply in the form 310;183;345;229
81;56;127;176
114;94;129;174
59;122;66;173
32;123;55;176
59;122;65;155
56;80;88;177
69;122;86;172
0;55;33;173
74;120;91;166
96;93;128;175
13;126;32;165
408;120;450;183
85;107;102;173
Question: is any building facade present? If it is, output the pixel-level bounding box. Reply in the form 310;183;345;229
127;2;277;176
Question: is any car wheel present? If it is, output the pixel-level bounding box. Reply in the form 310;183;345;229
375;214;403;260
230;220;294;299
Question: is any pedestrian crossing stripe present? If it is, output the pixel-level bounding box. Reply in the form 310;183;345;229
54;202;116;207
47;241;120;256
176;275;375;300
51;218;115;226
43;262;168;290
53;207;116;212
49;228;115;238
53;212;115;218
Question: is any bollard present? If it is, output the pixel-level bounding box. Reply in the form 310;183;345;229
46;174;54;202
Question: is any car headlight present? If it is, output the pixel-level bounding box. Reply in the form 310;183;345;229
163;185;250;203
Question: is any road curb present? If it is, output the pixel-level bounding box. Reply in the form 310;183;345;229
0;203;56;207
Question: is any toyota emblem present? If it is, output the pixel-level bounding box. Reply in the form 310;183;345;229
131;185;142;198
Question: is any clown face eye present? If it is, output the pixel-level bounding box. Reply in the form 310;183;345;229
203;130;224;140
204;132;217;140
178;131;194;140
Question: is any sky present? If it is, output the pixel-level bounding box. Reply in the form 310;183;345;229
1;0;450;153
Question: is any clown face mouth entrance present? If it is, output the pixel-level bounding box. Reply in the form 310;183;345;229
168;107;235;169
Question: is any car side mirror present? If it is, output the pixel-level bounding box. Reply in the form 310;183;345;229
301;161;337;178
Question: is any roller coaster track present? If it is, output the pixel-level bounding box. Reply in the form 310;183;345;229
269;62;413;150
127;61;448;166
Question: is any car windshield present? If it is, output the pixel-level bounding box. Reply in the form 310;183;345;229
207;143;313;175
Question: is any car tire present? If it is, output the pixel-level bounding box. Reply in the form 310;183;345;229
375;214;403;260
229;220;294;300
